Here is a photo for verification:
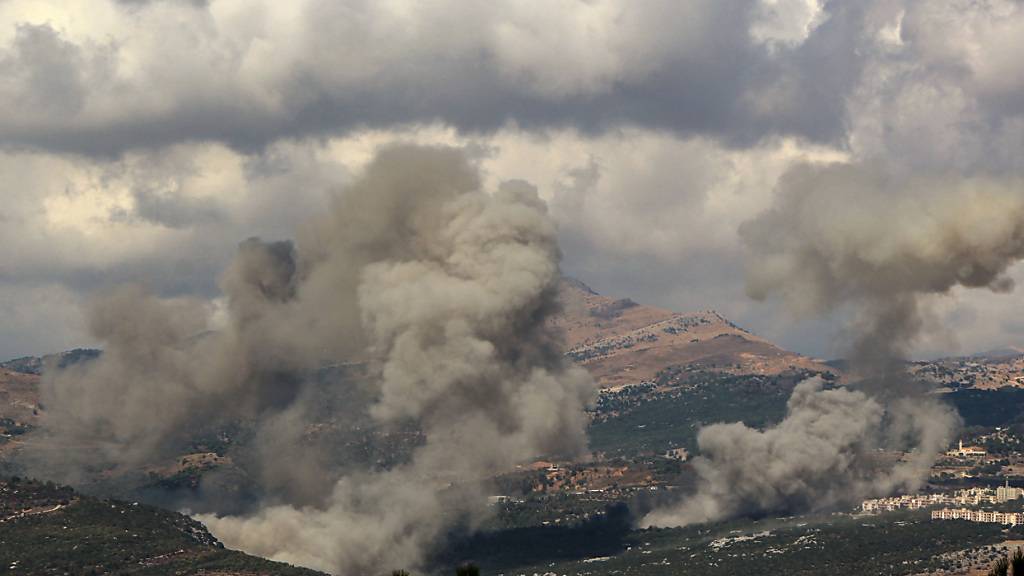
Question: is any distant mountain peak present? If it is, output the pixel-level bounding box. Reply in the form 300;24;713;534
0;348;101;376
560;276;599;296
553;276;832;390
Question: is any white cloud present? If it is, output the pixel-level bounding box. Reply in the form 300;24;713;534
489;0;705;98
2;0;1024;360
749;0;827;49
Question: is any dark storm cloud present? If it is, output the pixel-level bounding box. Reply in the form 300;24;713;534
548;0;1024;359
0;24;88;116
4;0;1024;362
0;0;869;156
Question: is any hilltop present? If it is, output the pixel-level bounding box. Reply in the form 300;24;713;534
0;280;834;419
0;349;101;376
0;349;101;452
552;278;833;389
0;279;842;478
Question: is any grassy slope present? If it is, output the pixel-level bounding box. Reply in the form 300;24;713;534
589;374;1024;458
947;387;1024;428
588;374;794;456
436;510;1006;576
0;478;325;576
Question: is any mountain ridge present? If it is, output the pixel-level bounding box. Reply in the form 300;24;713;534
553;278;833;389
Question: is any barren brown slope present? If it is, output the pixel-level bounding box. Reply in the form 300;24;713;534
0;349;100;432
0;368;39;424
553;278;833;389
0;369;40;456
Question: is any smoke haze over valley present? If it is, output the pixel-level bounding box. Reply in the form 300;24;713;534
4;1;1024;575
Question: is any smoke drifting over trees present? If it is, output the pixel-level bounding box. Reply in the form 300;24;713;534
645;162;1024;528
641;377;956;527
27;145;597;574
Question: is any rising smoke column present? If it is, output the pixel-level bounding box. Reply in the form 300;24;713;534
201;150;596;574
644;161;1024;528
641;376;954;527
643;377;884;527
31;145;597;574
32;238;315;481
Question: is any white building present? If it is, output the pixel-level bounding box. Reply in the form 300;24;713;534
947;440;987;458
931;508;1024;526
861;484;1021;513
997;480;1023;503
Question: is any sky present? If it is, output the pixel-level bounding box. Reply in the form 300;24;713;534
1;0;1024;361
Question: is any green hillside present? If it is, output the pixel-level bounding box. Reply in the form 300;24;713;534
588;371;805;456
434;510;1007;576
0;477;325;576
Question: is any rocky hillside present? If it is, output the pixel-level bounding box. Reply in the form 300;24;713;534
552;278;833;389
0;349;100;456
0;279;837;460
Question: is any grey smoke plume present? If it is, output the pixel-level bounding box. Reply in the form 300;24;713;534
201;153;596;573
641;377;956;527
741;162;1024;374
645;162;1024;527
29;145;596;574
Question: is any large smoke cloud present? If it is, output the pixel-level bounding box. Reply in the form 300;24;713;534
642;377;955;527
742;163;1024;372
644;161;1024;527
29;145;596;574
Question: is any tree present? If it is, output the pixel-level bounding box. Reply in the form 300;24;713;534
985;546;1024;576
989;555;1009;576
455;563;480;576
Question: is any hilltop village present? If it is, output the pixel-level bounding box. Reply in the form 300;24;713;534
858;434;1024;526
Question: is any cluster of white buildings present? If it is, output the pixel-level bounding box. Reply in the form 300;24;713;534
931;508;1024;526
862;481;1024;526
862;493;954;513
861;483;1023;513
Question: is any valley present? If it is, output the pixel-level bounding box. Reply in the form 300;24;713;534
5;279;1024;575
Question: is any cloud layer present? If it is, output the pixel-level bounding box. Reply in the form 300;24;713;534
0;0;854;155
4;0;1024;360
